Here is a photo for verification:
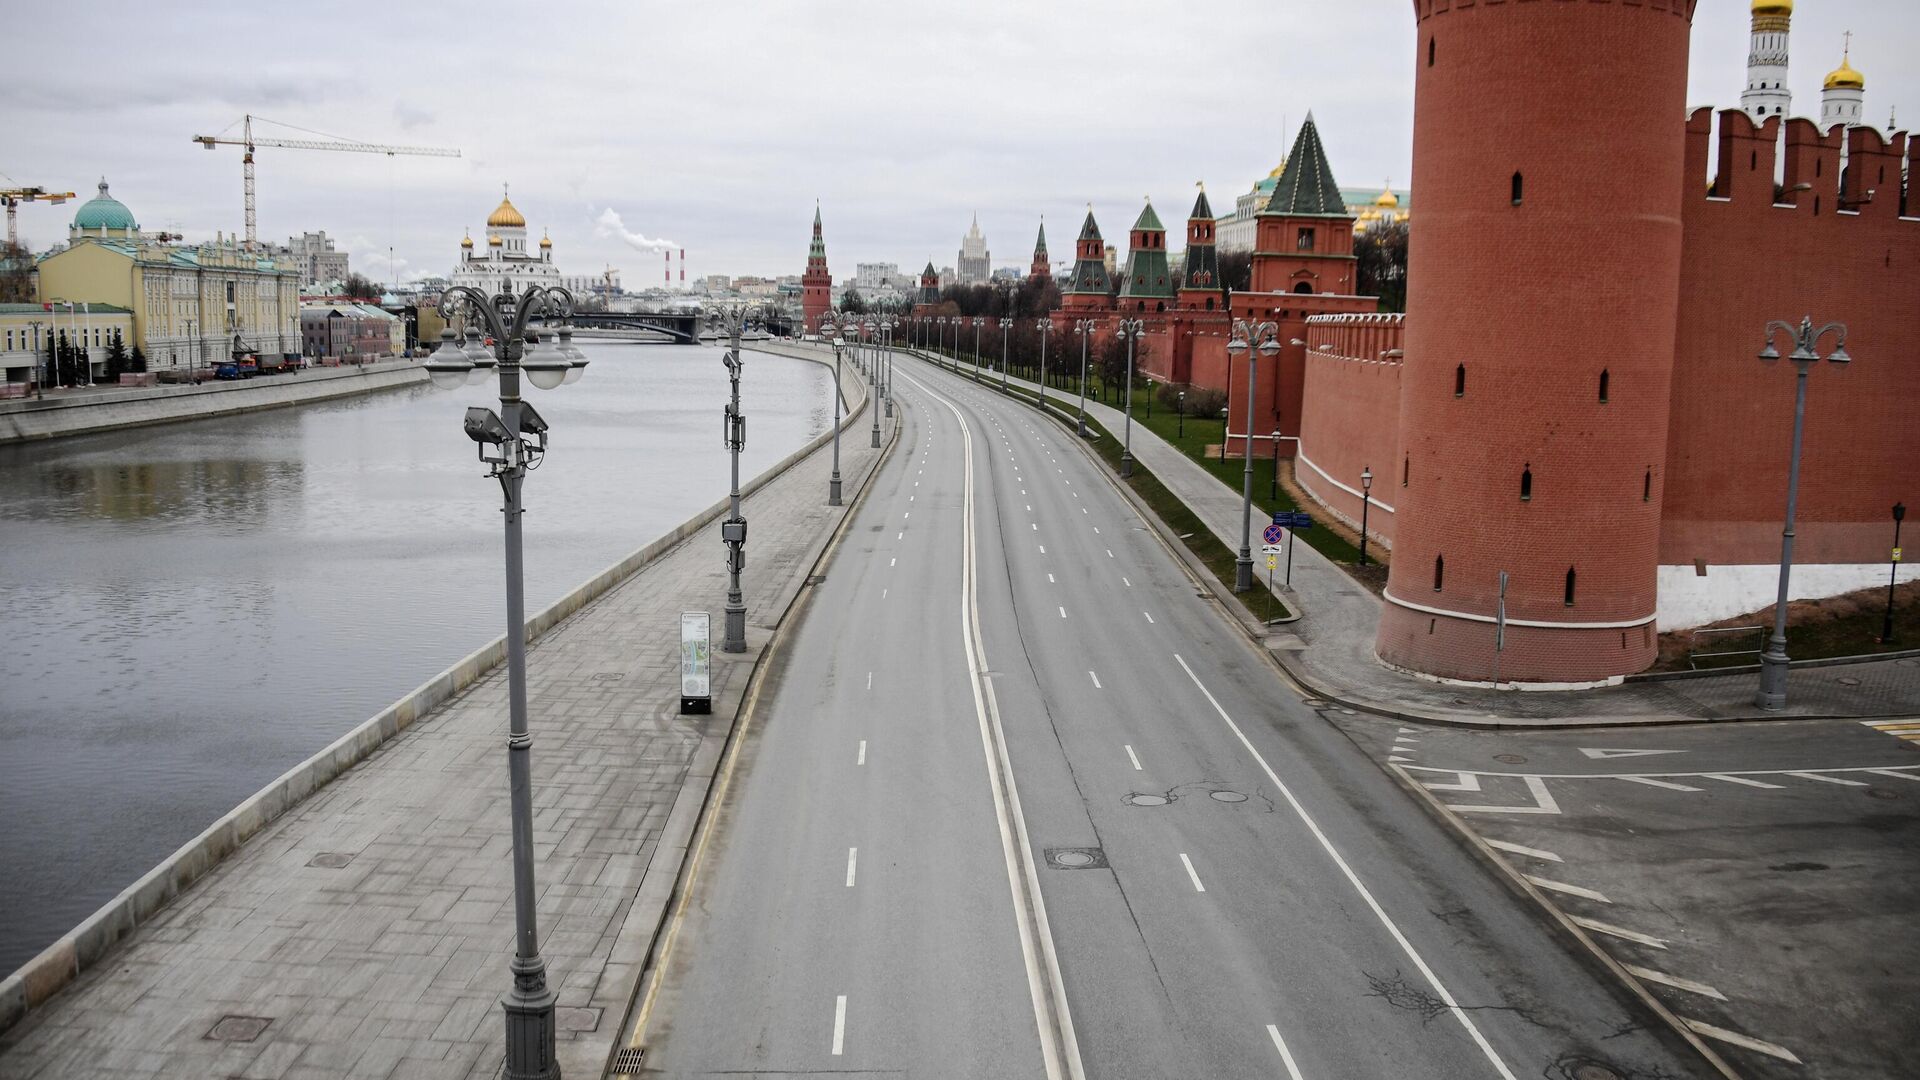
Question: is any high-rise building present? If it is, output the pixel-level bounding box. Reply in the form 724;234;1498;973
956;214;990;283
274;231;348;289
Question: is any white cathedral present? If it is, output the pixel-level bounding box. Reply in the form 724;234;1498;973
450;187;564;297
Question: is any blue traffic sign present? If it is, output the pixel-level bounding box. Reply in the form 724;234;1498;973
1271;511;1315;530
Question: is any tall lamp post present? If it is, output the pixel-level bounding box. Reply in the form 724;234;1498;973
1358;465;1374;566
1754;317;1852;710
706;299;760;654
1227;319;1281;591
998;316;1012;392
971;316;984;381
1177;390;1186;438
820;313;848;505
1034;318;1050;408
1115;318;1145;478
878;312;895;418
1884;502;1906;645
27;320;43;399
1073;318;1097;438
864;317;882;448
1270;428;1282;503
423;285;587;1080
1146;377;1155;420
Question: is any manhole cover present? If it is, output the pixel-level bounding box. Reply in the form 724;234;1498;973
306;852;353;869
592;672;624;682
1494;753;1528;765
1044;847;1109;869
1837;677;1862;686
1867;788;1900;801
1209;791;1249;803
1124;793;1170;807
205;1015;272;1042
557;1007;602;1032
1573;1065;1622;1080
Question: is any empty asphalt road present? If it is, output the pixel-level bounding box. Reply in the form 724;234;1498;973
625;351;1701;1079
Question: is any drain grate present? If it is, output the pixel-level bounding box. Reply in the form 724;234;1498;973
306;852;353;869
608;1047;646;1075
807;574;828;585
1044;847;1109;869
205;1015;272;1042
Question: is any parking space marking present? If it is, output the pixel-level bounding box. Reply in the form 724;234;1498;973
1523;875;1610;904
1680;1018;1801;1064
1485;838;1562;863
1626;965;1727;1001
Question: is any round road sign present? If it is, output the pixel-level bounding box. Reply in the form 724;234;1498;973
1263;523;1285;546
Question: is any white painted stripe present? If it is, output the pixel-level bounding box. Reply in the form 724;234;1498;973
1486;839;1563;863
903;512;909;519
1570;915;1667;950
1059;606;1067;619
1383;587;1654;630
1266;1024;1306;1080
1619;775;1702;792
1123;577;1132;587
889;558;896;567
1525;875;1611;904
866;672;872;690
1126;745;1142;771
1449;775;1561;815
1786;771;1870;786
845;848;858;887
1680;1018;1802;1064
1143;611;1154;624
857;741;866;766
1093;527;1101;534
1048;573;1056;583
1626;964;1726;1001
1179;853;1206;893
1388;756;1415;764
1088;671;1101;689
832;995;847;1055
1422;771;1483;793
1106;549;1114;558
1393;736;1417;745
1866;768;1920;782
1032;523;1038;531
1174;654;1519;1080
882;588;888;599
1701;773;1784;789
897;532;903;540
1039;545;1046;554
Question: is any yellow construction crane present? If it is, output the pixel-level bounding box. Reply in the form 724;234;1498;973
1;185;76;248
192;114;459;250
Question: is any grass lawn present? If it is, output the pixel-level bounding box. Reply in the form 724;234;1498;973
1653;579;1920;671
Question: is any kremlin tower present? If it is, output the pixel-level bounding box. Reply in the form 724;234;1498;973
1029;221;1049;283
1380;0;1696;683
802;206;831;333
1118;199;1172;313
1061;209;1112;312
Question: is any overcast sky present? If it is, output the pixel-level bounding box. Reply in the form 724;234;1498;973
5;1;1912;285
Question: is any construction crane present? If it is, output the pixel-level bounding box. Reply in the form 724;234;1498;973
603;264;621;302
1;185;76;248
192;114;459;250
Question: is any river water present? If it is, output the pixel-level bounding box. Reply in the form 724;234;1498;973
0;341;833;972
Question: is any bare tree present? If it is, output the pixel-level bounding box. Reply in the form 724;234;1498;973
1354;219;1409;313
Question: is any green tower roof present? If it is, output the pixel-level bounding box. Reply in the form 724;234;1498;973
1262;113;1347;217
1077;209;1102;243
1132;199;1164;233
1034;221;1047;256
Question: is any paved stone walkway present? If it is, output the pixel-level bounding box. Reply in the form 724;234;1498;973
905;348;1920;726
0;350;891;1080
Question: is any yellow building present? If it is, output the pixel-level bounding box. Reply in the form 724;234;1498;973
1;302;134;387
34;179;302;373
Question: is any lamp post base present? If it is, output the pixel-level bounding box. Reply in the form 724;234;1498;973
1120;453;1133;479
723;604;746;654
1754;652;1789;711
871;427;880;448
501;964;560;1080
829;476;842;507
1235;556;1253;593
885;398;893;418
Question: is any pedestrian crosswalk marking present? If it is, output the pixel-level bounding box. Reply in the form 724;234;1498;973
1862;719;1920;745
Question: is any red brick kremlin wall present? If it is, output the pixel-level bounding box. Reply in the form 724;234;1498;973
1662;109;1918;568
1296;315;1406;548
1378;0;1695;684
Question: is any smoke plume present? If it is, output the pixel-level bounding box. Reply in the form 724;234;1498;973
595;207;676;254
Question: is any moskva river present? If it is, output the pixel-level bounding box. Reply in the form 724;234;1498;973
0;341;833;972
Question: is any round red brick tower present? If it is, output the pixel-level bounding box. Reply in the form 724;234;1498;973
1379;0;1695;684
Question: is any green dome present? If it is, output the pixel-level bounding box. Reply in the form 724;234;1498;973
72;179;137;232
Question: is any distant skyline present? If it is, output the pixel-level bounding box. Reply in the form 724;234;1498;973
6;1;1912;285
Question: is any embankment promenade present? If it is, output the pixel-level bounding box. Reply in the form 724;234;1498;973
0;342;891;1080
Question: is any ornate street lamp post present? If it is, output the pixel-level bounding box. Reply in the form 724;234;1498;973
877;312;895;418
1115;318;1145;478
863;317;882;448
1884;502;1906;645
971;316;984;381
1035;317;1050;408
1177;390;1186;439
1271;427;1282;503
706;299;760;654
1227;318;1281;592
1359;465;1374;567
424;285;587;1080
1073;318;1097;438
1146;377;1155;420
999;316;1012;392
819;313;848;506
1753;317;1853;710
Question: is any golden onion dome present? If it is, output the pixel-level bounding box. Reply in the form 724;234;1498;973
459;232;473;249
487;233;503;247
1751;0;1792;15
1824;56;1864;91
487;193;526;229
1374;189;1400;208
539;232;552;248
1267;161;1287;180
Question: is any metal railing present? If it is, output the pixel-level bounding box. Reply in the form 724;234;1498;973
1688;624;1766;669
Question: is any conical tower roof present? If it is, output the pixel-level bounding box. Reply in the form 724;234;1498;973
1132;199;1165;233
808;204;825;259
1034;221;1048;257
1189;185;1213;221
1077;208;1103;242
1262;112;1347;217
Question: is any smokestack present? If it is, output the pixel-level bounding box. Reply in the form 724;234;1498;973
680;248;686;282
664;250;670;284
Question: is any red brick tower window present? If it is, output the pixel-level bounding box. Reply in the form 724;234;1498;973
1433;555;1445;592
1564;567;1577;607
1454;363;1465;397
1520;465;1533;501
1599;368;1610;403
1511;172;1524;206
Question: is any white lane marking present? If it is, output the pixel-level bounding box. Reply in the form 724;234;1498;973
1524;875;1611;904
1088;671;1101;689
1058;606;1068;619
1125;745;1142;771
904;512;910;519
890;558;896;568
1265;1025;1306;1080
897;532;903;540
1393;736;1417;745
1626;964;1726;1001
1701;773;1783;789
1026;504;1032;512
857;740;866;766
1619;775;1702;792
1680;1018;1802;1064
1039;545;1046;554
1032;523;1039;531
1405;762;1909;781
882;588;888;599
1047;573;1056;583
832;995;847;1055
900;368;1086;1080
1570;915;1668;950
1580;747;1686;760
846;847;858;887
1486;839;1563;863
909;495;914;502
1082;507;1089;514
1866;768;1920;782
1123;577;1132;587
1388;756;1415;764
1143;611;1154;624
1786;771;1870;787
866;671;872;690
1448;775;1560;815
1106;549;1114;559
1179;853;1206;893
1173;654;1519;1080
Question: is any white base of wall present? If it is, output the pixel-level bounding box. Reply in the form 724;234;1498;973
1657;562;1919;630
1378;656;1625;691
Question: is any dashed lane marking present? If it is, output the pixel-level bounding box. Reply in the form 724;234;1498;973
1680;1018;1802;1064
1266;1025;1306;1080
832;995;847;1055
1125;745;1142;771
1485;838;1562;863
1570;915;1668;950
1088;671;1101;689
1524;875;1610;904
846;848;858;887
1179;853;1206;893
857;741;866;766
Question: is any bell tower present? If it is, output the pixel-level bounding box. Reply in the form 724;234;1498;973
802;205;831;333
